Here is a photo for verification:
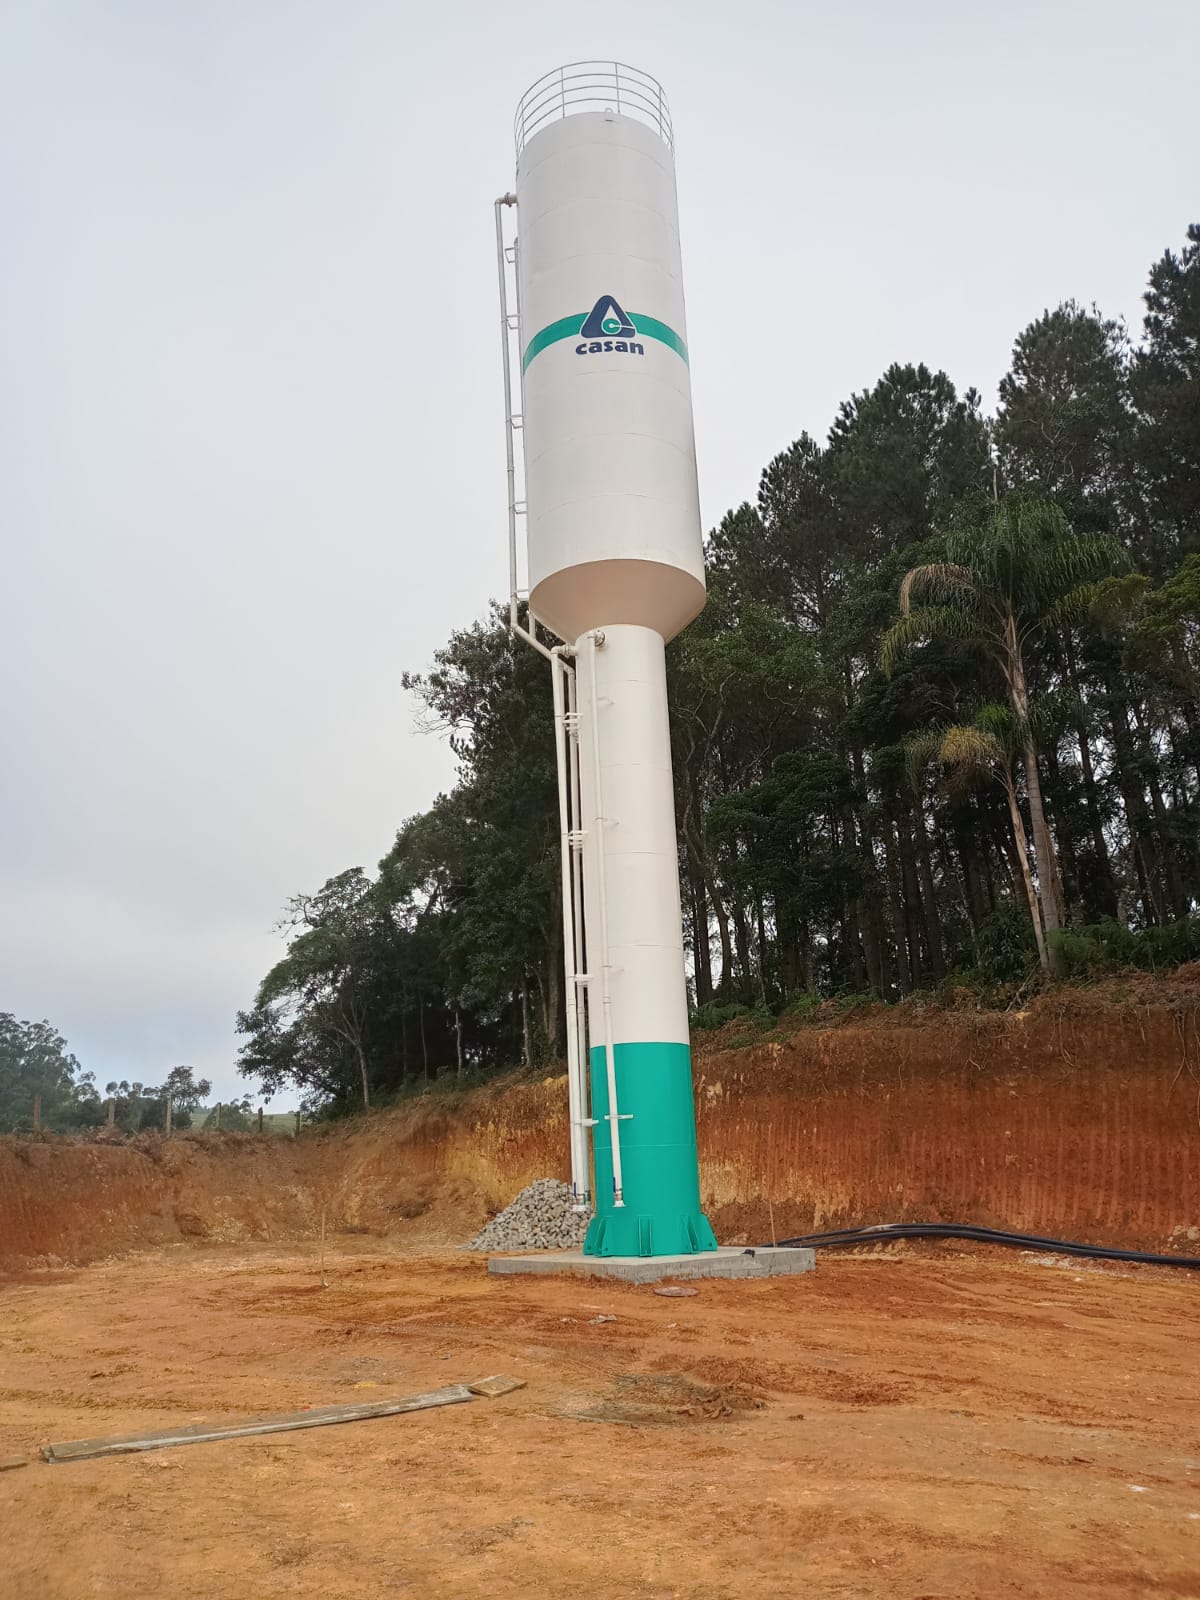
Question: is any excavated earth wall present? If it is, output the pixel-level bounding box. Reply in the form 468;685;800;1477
3;983;1198;1268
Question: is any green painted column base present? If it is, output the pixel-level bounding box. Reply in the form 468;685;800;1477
585;1207;719;1258
584;1040;718;1259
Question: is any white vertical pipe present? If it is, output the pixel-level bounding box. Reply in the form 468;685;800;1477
494;194;552;663
496;187;576;1196
550;648;587;1203
494;195;519;635
567;663;590;1162
585;629;624;1206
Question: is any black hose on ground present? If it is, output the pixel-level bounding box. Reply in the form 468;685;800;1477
766;1221;1200;1270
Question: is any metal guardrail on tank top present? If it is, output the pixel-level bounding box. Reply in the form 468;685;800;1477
514;62;673;154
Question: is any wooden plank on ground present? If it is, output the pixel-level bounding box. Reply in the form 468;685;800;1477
467;1375;527;1398
42;1385;474;1463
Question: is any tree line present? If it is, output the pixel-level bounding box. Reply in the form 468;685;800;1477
237;224;1200;1112
0;1013;217;1136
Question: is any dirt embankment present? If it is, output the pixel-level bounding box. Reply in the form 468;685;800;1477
3;981;1199;1268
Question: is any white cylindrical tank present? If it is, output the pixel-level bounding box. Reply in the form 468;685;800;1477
515;68;705;645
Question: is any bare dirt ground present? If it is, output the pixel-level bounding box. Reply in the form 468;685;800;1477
2;1241;1198;1599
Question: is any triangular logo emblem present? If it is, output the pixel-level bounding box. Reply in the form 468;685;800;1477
580;295;636;340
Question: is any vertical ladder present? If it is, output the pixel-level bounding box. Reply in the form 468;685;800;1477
495;193;598;1208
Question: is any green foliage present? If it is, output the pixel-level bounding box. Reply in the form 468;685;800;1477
1050;916;1200;975
237;868;394;1111
883;494;1130;972
832;991;876;1016
202;1095;255;1131
690;1000;772;1032
102;1066;213;1132
0;1015;101;1133
827;363;991;555
971;904;1039;985
233;226;1200;1110
886;498;1128;673
995;301;1130;531
236;606;562;1114
781;991;822;1020
1130;224;1200;558
0;1032;214;1138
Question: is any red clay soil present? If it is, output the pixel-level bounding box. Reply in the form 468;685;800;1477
3;985;1200;1597
3;978;1199;1270
2;1241;1199;1599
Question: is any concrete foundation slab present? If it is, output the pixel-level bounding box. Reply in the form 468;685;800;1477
487;1245;815;1285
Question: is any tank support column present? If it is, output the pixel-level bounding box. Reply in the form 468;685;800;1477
574;624;717;1257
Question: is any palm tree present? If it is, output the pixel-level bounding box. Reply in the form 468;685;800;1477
907;707;1047;972
883;497;1127;972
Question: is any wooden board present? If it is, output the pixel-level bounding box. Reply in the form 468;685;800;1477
467;1375;527;1398
42;1384;474;1463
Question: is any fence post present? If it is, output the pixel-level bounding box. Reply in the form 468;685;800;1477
214;1102;221;1130
257;1106;264;1134
106;1097;115;1128
164;1093;173;1139
32;1094;41;1132
295;1110;302;1138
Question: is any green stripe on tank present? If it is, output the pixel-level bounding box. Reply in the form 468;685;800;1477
521;313;689;372
520;315;584;370
627;313;688;363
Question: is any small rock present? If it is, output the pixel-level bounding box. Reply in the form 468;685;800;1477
653;1285;698;1297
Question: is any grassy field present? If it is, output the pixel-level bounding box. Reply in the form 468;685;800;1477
197;1106;300;1135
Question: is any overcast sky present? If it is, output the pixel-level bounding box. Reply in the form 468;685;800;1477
1;0;1195;1102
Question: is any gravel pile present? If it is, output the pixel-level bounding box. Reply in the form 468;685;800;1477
467;1178;591;1252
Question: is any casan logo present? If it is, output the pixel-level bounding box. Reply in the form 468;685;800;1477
521;297;689;373
575;295;644;357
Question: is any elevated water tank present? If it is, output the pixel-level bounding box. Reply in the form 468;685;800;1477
515;64;704;647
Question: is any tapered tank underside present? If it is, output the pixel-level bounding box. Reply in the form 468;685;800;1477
530;559;705;648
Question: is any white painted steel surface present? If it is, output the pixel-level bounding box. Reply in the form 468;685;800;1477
516;108;705;644
574;626;690;1051
500;68;710;1248
550;649;590;1204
